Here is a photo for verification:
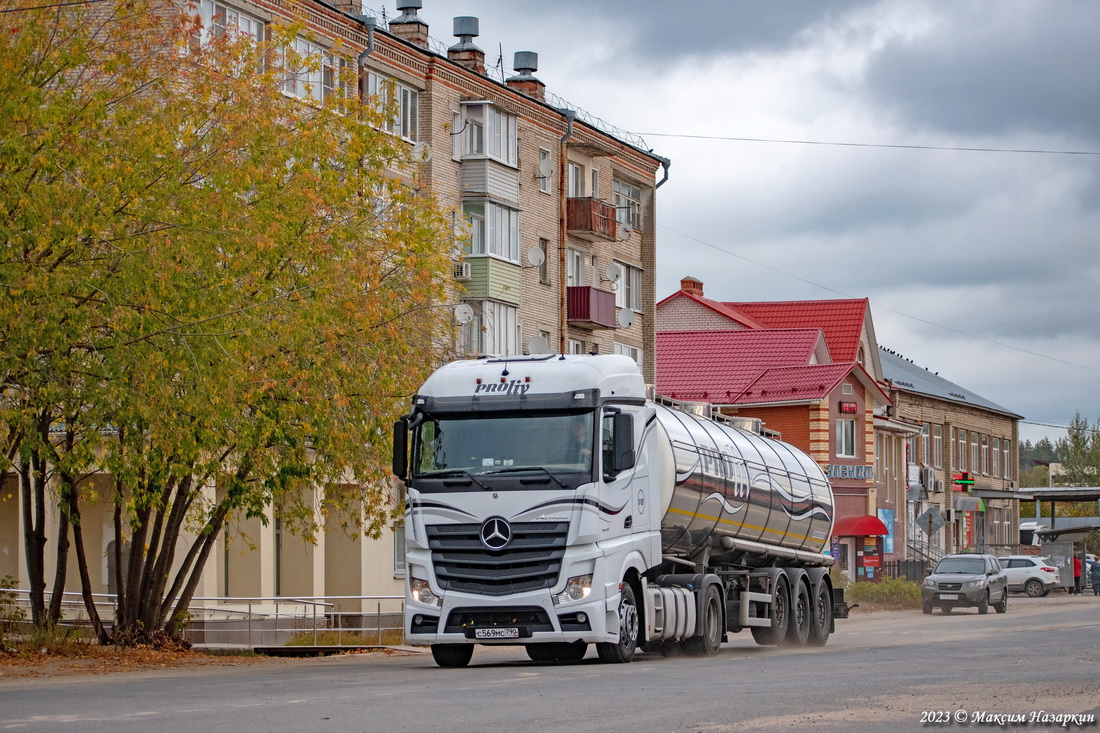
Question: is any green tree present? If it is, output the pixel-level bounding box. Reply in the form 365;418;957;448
1;0;452;641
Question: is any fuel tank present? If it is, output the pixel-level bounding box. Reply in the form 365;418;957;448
652;403;834;564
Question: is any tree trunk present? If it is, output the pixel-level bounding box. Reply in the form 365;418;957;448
65;473;109;643
19;451;47;627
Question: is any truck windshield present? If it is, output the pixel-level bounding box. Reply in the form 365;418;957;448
412;412;594;478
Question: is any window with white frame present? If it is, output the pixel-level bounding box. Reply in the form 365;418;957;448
614;342;642;369
971;432;979;473
567;339;584;355
538;149;551;193
463;201;519;262
462;301;519;356
283;36;347;104
992;437;1001;477
981;434;989;474
612;178;642;231
537;238;550;284
933;424;943;467
566;248;584;286
393;524;406;575
920;422;931;465
958;429;967;470
1002;440;1011;479
195;0;264;45
459;104;516;165
365;72;418;141
591;168;600;197
836;419;856;458
614;261;642;311
567;162;584;197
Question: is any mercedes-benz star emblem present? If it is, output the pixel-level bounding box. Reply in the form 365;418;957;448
479;516;512;551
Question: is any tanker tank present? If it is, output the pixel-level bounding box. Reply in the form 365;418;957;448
651;402;834;565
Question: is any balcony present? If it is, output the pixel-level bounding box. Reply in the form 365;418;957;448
567;286;617;329
566;197;618;242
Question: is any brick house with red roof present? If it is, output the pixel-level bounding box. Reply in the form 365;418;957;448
657;277;919;580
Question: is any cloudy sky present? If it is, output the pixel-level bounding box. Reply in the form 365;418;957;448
373;0;1100;445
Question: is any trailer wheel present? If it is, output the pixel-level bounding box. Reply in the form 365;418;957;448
431;644;473;668
782;581;810;647
751;577;790;646
683;584;723;657
807;583;833;646
597;583;639;663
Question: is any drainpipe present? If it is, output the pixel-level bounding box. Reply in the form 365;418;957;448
558;109;575;354
356;15;377;99
654;154;671;189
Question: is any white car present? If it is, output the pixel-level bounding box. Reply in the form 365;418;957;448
997;555;1060;597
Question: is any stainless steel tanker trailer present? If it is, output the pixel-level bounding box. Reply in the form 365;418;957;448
392;354;846;668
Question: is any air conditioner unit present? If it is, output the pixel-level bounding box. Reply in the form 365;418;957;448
921;466;935;491
452;261;471;281
944;509;954;523
933;479;944;493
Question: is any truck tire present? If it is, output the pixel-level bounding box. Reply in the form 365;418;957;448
597;583;639;664
751;577;790;646
525;645;556;662
807;583;833;646
431;644;474;668
782;581;810;647
683;584;723;657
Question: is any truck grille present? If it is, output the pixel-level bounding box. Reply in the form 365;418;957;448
427;522;569;596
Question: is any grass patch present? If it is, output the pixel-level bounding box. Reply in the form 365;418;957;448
844;576;923;610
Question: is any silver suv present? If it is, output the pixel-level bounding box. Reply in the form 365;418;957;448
922;553;1008;615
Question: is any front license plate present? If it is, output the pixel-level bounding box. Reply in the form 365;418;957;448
475;627;520;640
939;593;959;600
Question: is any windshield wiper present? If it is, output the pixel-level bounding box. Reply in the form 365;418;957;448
480;466;569;489
423;469;492;491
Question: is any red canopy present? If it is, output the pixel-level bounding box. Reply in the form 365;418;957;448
833;515;890;537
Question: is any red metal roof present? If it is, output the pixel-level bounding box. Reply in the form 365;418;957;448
655;290;765;329
721;299;870;362
656;329;826;402
729;363;855;405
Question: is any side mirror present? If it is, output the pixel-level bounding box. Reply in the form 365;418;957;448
611;412;635;473
392;417;409;481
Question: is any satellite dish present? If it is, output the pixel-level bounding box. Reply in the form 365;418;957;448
454;304;474;324
526;246;545;267
604;263;622;283
527;333;550;355
411;142;432;163
538;157;554;179
618;224;632;241
617;307;635;329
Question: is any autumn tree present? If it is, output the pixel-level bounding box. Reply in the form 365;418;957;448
1;0;453;640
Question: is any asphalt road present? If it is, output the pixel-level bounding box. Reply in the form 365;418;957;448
3;593;1099;733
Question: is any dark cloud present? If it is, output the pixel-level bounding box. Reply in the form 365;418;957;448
862;3;1100;145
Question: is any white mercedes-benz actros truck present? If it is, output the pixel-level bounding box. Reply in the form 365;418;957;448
392;354;841;667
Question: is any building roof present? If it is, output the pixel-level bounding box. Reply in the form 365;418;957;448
732;363;858;404
655;329;827;401
723;299;870;363
878;347;1023;419
654;289;765;329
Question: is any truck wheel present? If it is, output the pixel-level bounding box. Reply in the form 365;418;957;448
978;591;989;615
552;641;589;661
1024;579;1044;598
808;583;833;646
751;577;790;646
683;584;723;657
525;645;556;662
782;581;810;647
431;644;473;668
597;583;639;663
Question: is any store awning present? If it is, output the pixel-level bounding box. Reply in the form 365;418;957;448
833;515;890;537
955;496;986;511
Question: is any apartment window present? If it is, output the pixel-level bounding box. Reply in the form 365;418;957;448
836;419;856;458
365;73;418;141
1002;440;1011;479
566;248;584;286
567;339;584;354
958;429;968;470
971;433;979;474
195;0;264;45
612;178;642;231
614;261;642;311
920;423;931;465
460;104;516;165
463;301;519;356
992;437;1001;477
613;342;643;370
981;434;989;475
538;149;551;193
393;525;406;575
284;37;347;104
463;201;519;262
591;168;600;197
567;162;584;197
537;238;550;284
933;424;943;468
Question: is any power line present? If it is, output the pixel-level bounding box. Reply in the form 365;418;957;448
1;0;105;10
657;222;1100;374
636;131;1100;157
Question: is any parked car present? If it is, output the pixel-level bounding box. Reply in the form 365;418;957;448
922;553;1008;615
997;555;1060;597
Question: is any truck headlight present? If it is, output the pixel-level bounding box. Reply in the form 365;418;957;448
553;574;592;605
410;577;442;608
